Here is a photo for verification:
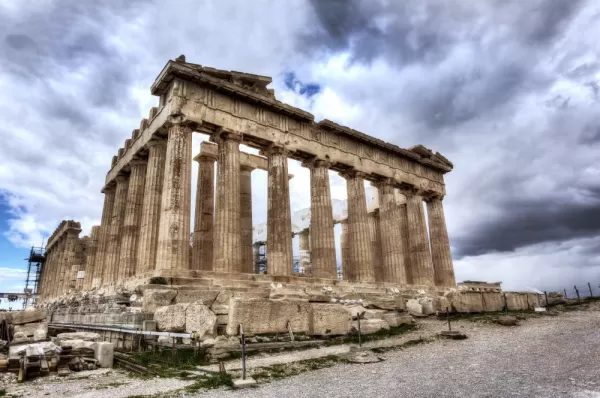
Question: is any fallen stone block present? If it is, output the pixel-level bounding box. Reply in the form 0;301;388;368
56;332;102;343
505;293;529;311
226;298;310;336
344;305;367;320
93;342;114;368
362;296;405;311
58;339;96;350
233;377;257;389
382;313;414;327
363;309;386;320
11;309;46;325
9;342;60;358
445;292;484;313
154;303;189;332
481;292;504;312
309;303;350;336
12;332;29;343
185;302;217;337
269;288;308;301
142;289;177;313
174;290;219;306
14;322;47;338
351;319;390;335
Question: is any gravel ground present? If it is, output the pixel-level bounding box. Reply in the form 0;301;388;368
197;310;600;398
3;308;600;397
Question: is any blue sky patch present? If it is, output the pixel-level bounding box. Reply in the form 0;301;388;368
283;71;321;98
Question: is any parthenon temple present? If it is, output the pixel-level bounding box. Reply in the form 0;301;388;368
35;56;534;339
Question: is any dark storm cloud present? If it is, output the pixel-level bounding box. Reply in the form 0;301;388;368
302;0;600;259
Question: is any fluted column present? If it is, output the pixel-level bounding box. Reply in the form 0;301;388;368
63;225;82;293
156;123;193;271
92;185;116;288
304;159;337;279
376;179;407;284
192;144;216;271
118;160;147;279
298;229;311;274
137;139;167;273
74;237;87;291
103;175;130;283
39;248;55;299
368;210;384;282
240;165;254;273
83;226;100;290
50;238;66;297
427;196;456;287
265;145;293;276
403;188;434;286
341;170;374;282
398;202;412;284
340;220;348;280
212;130;243;272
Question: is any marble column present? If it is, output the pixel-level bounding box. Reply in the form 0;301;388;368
118;159;147;279
376;179;407;284
51;238;66;297
63;226;82;293
427;196;456;287
304;159;337;279
192;144;216;271
266;145;293;276
212;130;243;273
39;248;55;299
103;174;130;283
74;237;87;291
341;171;374;282
298;229;311;274
92;185;116;288
398;202;412;284
368;210;384;282
240;165;254;273
340;221;348;280
403;188;434;286
156;123;193;271
83;226;100;290
253;243;261;274
137;139;167;273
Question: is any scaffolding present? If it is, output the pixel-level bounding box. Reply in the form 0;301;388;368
23;245;46;308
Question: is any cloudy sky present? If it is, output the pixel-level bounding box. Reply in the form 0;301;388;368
1;0;599;304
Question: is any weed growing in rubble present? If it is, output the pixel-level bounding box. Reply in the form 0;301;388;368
183;372;234;392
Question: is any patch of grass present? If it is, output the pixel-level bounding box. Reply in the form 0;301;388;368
129;346;210;377
371;337;432;354
184;373;234;393
0;389;6;397
85;381;128;390
148;277;168;285
324;323;417;346
251;354;345;382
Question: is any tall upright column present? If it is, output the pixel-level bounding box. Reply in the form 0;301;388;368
192;144;216;271
368;210;384;282
156;123;193;271
212;130;243;273
103;174;130;283
74;237;87;291
398;202;412;284
51;238;67;297
92;185;116;288
83;226;100;290
341;171;374;282
137;139;167;273
63;225;82;294
340;221;348;280
240;165;254;273
265;145;293;276
403;188;434;286
39;248;55;299
427;196;456;287
304;159;337;279
253;243;261;274
118;160;147;279
298;229;311;274
376;179;407;284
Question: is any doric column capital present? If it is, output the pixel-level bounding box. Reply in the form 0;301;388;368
211;127;243;144
240;164;255;173
339;169;369;180
424;192;445;202
147;137;167;149
260;143;290;157
301;157;332;170
115;173;129;183
398;185;426;198
129;158;148;167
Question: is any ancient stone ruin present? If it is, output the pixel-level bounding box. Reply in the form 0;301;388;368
36;56;540;343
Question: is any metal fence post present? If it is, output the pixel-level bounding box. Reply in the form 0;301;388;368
588;282;593;298
357;313;362;348
544;291;549;307
240;324;246;380
575;285;581;302
446;307;451;331
564;289;568;299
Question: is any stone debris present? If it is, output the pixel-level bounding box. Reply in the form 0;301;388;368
352;319;390;334
344;347;382;363
154;303;189;332
185;302;217;337
495;315;519;326
382;313;415;327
